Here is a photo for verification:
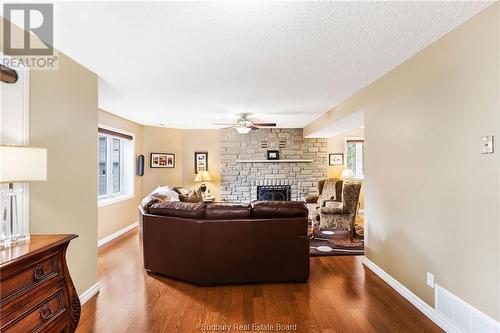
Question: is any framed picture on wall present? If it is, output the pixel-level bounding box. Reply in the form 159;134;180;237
267;150;279;160
194;152;208;173
150;153;175;168
329;153;344;166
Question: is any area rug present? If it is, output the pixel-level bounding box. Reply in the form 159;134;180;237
309;229;364;257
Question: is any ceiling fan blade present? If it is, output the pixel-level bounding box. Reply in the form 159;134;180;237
253;123;276;127
250;125;259;130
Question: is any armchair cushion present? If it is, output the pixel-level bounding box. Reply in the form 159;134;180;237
320;206;344;215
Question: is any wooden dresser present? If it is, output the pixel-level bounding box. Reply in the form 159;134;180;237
0;235;80;333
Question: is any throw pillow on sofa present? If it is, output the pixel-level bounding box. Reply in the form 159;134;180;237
173;187;203;203
150;186;180;202
141;195;167;212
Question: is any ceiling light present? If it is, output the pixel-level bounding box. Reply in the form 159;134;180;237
236;126;251;134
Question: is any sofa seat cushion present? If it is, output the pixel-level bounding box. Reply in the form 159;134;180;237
149;201;206;219
204;203;251;220
251;201;308;219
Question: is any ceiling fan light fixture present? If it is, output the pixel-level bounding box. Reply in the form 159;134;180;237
236;126;251;134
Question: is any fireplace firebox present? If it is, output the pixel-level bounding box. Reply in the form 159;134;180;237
257;185;291;201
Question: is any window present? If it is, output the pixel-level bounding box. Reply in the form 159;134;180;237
98;126;134;205
345;139;364;179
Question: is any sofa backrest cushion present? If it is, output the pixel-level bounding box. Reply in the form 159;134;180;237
251;201;308;219
149;201;206;219
204;203;252;220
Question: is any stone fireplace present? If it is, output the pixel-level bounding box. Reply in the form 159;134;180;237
220;128;327;203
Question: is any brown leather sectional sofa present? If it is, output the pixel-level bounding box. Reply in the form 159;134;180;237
139;201;310;286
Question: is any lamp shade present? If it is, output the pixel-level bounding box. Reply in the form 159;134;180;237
0;146;47;183
340;168;353;180
194;170;211;182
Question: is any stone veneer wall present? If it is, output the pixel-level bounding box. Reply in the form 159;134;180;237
220;128;327;203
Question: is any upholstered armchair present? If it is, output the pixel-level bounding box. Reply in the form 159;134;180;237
319;182;362;240
304;178;343;206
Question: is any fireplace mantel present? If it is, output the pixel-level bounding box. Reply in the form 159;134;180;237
235;159;313;163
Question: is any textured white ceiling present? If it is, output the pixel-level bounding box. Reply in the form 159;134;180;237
52;1;492;128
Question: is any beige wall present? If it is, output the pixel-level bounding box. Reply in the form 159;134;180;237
97;110;143;240
327;127;365;209
181;130;221;199
29;54;99;296
308;4;499;320
141;126;184;194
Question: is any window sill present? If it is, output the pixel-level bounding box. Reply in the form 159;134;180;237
98;194;135;208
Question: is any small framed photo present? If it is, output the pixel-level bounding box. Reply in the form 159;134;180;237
194;152;208;173
150;153;175;168
267;150;279;160
329;153;344;166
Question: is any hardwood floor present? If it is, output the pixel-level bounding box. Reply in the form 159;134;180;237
77;229;442;333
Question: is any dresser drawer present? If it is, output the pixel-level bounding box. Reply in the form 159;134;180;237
0;251;61;305
0;282;68;333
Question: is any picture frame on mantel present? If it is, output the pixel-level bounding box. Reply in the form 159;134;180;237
267;150;279;160
329;153;344;166
150;152;175;168
194;151;208;173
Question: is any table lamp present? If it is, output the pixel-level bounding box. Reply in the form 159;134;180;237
340;168;353;182
0;145;47;246
194;170;211;195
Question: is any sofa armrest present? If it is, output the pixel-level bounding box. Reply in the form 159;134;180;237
304;194;319;203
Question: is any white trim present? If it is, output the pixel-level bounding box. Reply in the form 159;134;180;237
0;57;31;240
97;124;135;203
21;69;30;237
362;256;459;333
97;222;138;247
98;193;135;208
344;137;365;180
435;284;500;333
97;123;135;139
79;282;101;305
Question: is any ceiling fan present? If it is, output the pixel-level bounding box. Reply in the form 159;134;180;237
212;113;276;134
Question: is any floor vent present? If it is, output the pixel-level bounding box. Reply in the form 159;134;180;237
435;284;499;333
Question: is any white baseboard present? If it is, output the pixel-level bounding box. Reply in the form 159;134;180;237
362;256;460;333
98;222;138;247
79;282;101;305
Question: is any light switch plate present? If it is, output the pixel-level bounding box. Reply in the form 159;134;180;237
481;136;494;154
427;272;434;288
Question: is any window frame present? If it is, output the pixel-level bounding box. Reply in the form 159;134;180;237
344;137;365;180
97;124;135;207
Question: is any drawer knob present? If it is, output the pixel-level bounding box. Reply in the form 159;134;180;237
39;304;53;320
33;264;45;280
